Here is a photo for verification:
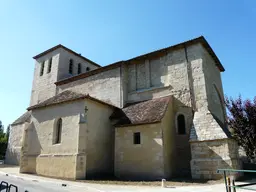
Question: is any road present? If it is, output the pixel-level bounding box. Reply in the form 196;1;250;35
0;172;231;192
0;174;94;192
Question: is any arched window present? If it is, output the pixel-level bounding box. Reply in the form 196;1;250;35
69;59;73;74
177;114;186;135
47;57;52;73
54;118;62;144
40;61;45;76
77;63;82;74
86;67;90;72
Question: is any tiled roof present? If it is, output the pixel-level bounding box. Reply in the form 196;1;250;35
110;96;171;127
27;90;116;110
11;111;31;126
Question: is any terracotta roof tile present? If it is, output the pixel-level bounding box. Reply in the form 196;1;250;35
110;96;171;127
27;90;116;110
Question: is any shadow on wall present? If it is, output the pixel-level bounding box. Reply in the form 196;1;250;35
27;122;41;156
191;141;236;180
5;148;20;165
21;122;41;174
211;112;231;138
172;97;193;178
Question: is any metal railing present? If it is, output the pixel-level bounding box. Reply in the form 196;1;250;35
0;181;18;192
217;169;256;192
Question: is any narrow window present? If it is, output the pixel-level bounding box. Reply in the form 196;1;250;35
133;132;141;144
86;67;90;72
47;58;52;73
55;118;62;144
69;59;73;74
40;61;45;76
177;114;186;134
77;63;82;74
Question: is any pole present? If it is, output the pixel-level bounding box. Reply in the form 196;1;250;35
224;171;229;192
232;178;236;192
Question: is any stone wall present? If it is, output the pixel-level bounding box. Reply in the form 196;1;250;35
126;48;192;107
191;139;241;179
161;97;175;178
85;99;114;178
202;48;226;124
5;124;24;165
30;47;99;106
21;98;114;179
21;101;84;178
30;49;61;106
114;123;164;180
189;44;241;179
31;101;83;155
57;48;99;80
57;67;121;107
172;100;193;177
36;155;77;179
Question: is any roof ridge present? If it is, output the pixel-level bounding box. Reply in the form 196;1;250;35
55;36;224;86
33;44;101;67
27;90;116;110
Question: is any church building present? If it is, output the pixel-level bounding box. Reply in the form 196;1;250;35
6;36;241;180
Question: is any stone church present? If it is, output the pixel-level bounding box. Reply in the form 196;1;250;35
6;36;241;180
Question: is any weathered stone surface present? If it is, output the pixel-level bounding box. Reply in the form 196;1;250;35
127;47;191;107
190;139;241;179
5;123;27;165
115;123;165;180
20;99;114;180
12;37;242;181
57;67;121;107
30;47;99;106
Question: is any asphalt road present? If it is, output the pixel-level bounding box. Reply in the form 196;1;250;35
0;175;94;192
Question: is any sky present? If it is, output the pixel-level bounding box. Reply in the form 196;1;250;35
0;0;255;128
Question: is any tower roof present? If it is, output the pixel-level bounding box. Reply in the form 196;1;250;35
33;44;101;68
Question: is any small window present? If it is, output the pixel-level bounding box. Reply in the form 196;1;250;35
133;132;141;144
177;114;186;135
40;61;45;76
47;58;52;73
77;63;82;74
54;118;62;144
86;67;90;72
69;59;73;74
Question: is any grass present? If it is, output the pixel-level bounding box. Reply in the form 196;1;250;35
78;177;224;186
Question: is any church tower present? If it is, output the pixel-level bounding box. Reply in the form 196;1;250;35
30;45;100;106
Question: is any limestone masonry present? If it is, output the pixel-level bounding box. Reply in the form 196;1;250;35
6;36;241;180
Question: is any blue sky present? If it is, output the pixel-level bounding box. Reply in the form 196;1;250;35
0;0;255;127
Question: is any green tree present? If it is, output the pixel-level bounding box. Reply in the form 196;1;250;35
6;125;10;141
225;96;256;161
0;121;5;139
0;121;7;159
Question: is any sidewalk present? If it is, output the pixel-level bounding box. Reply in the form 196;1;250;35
0;165;228;192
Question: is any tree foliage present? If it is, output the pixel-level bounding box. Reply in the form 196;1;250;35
225;96;256;161
6;125;10;142
0;121;9;159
